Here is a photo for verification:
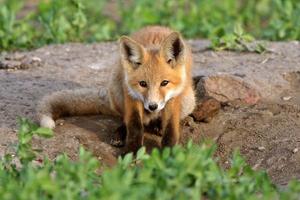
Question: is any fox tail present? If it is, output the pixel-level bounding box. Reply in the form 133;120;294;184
36;88;118;129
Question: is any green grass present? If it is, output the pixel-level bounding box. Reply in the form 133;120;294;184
0;118;300;199
0;0;300;51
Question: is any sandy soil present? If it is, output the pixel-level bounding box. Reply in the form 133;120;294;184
0;40;299;185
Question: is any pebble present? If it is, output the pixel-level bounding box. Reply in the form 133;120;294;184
0;55;42;70
31;56;42;62
5;53;25;61
258;146;266;151
282;96;292;101
292;148;298;154
57;119;65;126
0;60;21;69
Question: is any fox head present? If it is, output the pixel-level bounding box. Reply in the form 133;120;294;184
119;32;187;113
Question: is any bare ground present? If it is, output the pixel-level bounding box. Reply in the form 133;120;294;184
0;40;300;185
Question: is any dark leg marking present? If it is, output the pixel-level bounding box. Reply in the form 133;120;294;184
161;122;179;147
126;110;144;153
110;123;127;147
145;118;162;136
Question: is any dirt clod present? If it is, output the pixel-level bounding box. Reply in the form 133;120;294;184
192;97;221;122
0;54;42;70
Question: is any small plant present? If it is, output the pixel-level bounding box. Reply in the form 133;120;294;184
210;24;267;53
1;0;300;51
0;0;36;50
38;0;88;44
17;117;53;165
0;118;300;199
263;0;300;40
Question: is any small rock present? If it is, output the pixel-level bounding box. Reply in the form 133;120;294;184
192;97;221;122
292;148;298;154
20;56;42;69
258;146;266;151
233;73;246;78
1;55;42;70
56;119;65;126
5;53;25;61
0;60;21;69
31;56;42;62
282;96;292;101
292;41;299;45
183;116;195;126
196;74;261;105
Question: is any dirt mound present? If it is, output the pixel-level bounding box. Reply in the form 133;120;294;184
1;40;300;185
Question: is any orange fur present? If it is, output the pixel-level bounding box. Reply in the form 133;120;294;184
120;26;195;151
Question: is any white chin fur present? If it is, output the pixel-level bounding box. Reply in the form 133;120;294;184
40;115;55;129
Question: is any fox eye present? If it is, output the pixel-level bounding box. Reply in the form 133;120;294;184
139;81;147;87
160;80;169;87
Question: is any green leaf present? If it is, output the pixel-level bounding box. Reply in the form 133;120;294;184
120;152;133;168
19;132;33;144
136;147;150;161
234;23;244;36
34;127;53;138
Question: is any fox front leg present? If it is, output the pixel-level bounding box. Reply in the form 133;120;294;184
161;99;181;147
124;96;144;153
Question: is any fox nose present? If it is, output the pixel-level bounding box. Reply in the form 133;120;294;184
148;103;158;111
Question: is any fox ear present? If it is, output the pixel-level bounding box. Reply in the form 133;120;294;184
160;32;185;66
119;36;145;69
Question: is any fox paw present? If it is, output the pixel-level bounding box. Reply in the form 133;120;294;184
110;124;127;147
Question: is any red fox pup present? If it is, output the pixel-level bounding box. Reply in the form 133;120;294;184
37;26;196;152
